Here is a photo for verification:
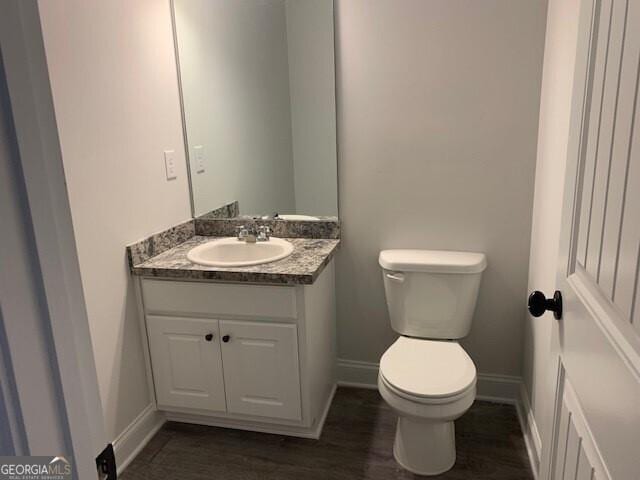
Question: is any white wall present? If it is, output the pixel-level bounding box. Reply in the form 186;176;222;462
334;0;547;377
523;0;581;447
175;0;296;216
286;0;338;217
37;0;192;445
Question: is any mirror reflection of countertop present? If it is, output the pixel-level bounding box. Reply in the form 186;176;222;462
130;236;339;285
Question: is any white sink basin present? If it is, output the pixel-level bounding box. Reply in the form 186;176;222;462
187;237;294;267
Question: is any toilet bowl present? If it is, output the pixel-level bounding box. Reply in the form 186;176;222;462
378;249;486;475
378;337;476;475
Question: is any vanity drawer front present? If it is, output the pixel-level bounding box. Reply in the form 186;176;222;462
141;279;297;319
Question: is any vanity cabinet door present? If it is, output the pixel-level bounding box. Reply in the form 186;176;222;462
147;316;226;412
220;320;301;421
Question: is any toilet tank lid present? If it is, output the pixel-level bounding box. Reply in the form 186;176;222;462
379;249;487;274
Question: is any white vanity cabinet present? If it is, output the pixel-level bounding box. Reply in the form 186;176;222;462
135;261;336;438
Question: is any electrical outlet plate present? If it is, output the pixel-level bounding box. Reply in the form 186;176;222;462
95;443;116;480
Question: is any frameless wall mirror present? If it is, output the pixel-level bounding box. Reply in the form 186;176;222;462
173;0;338;219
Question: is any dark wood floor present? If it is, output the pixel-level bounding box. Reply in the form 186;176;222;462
120;387;533;479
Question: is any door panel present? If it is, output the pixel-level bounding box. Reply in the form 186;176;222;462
543;0;640;478
614;76;640;325
582;0;626;280
551;373;605;480
220;320;301;421
573;0;640;327
147;316;226;412
575;0;612;269
556;270;640;479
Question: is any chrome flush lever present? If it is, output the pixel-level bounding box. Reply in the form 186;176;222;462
385;272;405;282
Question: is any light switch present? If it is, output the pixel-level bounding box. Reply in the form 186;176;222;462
194;145;205;173
164;150;177;180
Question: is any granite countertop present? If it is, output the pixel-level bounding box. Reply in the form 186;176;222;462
131;236;340;285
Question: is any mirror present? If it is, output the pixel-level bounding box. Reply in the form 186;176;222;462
173;0;338;219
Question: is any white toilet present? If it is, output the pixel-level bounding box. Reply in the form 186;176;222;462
377;249;487;476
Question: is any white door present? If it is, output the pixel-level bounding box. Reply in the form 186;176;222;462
220;320;302;421
147;316;226;412
539;0;640;478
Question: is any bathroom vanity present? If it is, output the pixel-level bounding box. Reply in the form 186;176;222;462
126;0;341;440
128;217;339;438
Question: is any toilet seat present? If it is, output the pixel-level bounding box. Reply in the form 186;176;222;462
379;374;475;406
380;337;476;401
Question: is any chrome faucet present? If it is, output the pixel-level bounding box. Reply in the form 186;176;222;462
257;226;271;241
236;225;271;243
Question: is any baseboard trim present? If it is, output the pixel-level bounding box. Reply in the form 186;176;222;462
112;403;166;475
313;383;337;438
336;380;378;390
336;359;379;387
475;373;521;404
516;383;542;479
337;358;521;404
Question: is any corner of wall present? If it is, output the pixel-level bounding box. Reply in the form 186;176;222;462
113;404;165;475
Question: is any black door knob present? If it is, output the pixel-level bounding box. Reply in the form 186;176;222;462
205;333;213;342
222;335;230;343
528;290;562;320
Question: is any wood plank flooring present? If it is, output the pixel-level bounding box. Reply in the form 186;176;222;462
120;387;533;479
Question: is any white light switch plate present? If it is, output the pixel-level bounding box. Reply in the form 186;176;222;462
194;145;205;173
164;150;177;180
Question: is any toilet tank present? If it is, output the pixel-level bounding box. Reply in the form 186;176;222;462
379;250;487;339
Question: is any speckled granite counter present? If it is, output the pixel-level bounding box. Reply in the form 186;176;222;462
130;236;339;285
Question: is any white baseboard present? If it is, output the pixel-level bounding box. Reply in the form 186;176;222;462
314;383;338;438
112;403;166;475
475;372;521;404
336;359;379;389
516;383;542;479
336;358;521;404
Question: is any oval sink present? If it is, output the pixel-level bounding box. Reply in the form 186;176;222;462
187;237;294;267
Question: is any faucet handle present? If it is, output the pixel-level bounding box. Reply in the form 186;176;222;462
236;225;247;240
257;225;271;241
